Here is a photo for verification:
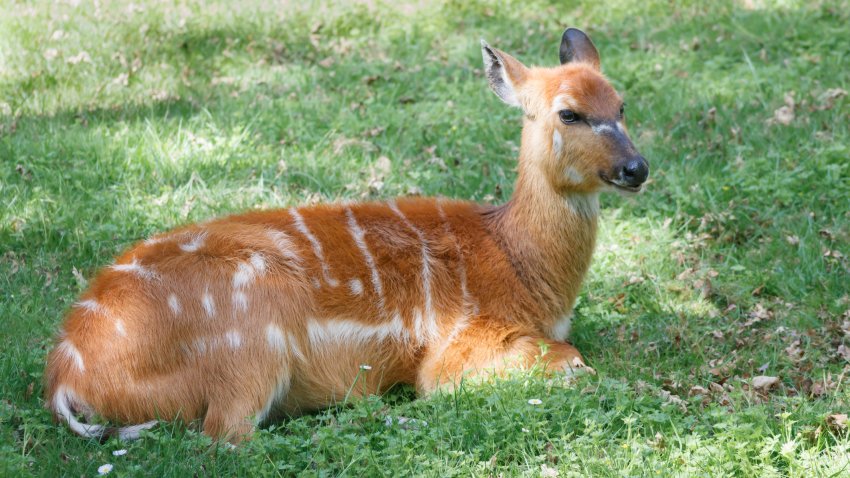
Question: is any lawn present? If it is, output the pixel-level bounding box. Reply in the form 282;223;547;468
1;0;849;476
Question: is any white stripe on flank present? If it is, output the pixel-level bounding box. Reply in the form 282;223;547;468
307;315;408;346
348;278;363;296
289;208;339;287
75;299;107;315
286;331;306;362
110;258;157;280
58;340;85;372
266;324;286;353
389;200;437;344
436;199;474;314
202;290;216;317
225;330;242;349
345;208;385;309
167;294;181;315
179;232;206;252
266;230;303;268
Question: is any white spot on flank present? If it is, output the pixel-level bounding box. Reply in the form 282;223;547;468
307;315;409;346
591;123;615;135
289;208;339;287
110;258;157;280
345;208;385;310
565;166;584;184
167;294;181;315
266;230;303;268
225;330;242;349
552;130;563;156
311;277;321;289
266;324;286;353
202;290;216;317
565;193;600;219
232;291;248;312
115;320;127;337
178;232;206;252
389;201;437;344
249;252;267;275
348;278;363;296
192;338;207;355
58;340;85;372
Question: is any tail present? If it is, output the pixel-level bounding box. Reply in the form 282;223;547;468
51;386;157;441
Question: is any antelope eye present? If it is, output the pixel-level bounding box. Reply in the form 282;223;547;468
559;109;578;124
619;104;625;118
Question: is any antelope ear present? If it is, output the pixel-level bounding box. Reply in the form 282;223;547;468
559;28;600;70
480;40;528;108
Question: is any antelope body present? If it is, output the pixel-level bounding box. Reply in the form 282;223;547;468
45;28;648;442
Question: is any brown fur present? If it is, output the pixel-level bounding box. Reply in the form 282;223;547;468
45;31;644;442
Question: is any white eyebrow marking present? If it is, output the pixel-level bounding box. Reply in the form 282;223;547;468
168;294;181;315
289;207;339;287
591;123;615;135
58;340;85;372
225;330;242;349
552;130;563;155
179;232;206;252
551;93;577;113
202;290;215;317
389;200;438;344
110;258;157;280
345;208;385;311
348;278;363;295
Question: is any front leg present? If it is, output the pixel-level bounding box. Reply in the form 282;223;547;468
417;317;592;394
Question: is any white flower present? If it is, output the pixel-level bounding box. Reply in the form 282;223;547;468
781;440;797;456
360;364;372;370
528;398;543;405
112;449;127;456
97;464;113;475
521;427;530;433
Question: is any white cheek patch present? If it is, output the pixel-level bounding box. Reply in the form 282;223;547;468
552;130;563;156
616;121;625;132
565;166;584;184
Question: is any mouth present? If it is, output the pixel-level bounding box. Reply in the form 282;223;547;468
600;175;642;193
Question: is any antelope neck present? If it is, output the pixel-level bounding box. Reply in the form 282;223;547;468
485;151;599;319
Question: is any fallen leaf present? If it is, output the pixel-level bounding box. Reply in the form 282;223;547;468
827;413;847;432
752;375;779;391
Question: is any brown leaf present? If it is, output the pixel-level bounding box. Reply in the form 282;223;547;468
752;375;779;391
689;385;709;396
827;413;847;432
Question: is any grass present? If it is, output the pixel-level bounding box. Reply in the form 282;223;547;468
1;0;849;475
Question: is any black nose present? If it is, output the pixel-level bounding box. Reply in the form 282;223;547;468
620;157;649;186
